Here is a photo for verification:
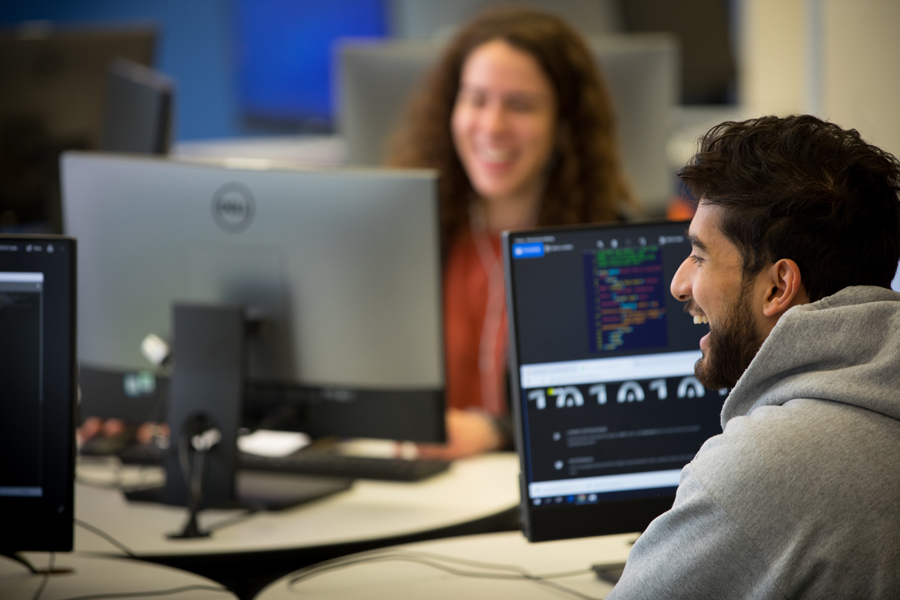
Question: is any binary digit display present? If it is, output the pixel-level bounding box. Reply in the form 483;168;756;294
584;245;667;352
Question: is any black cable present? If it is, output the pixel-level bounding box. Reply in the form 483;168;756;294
170;418;213;538
300;555;597;599
56;584;232;600
30;552;53;600
286;550;601;600
411;550;593;579
290;549;593;582
203;508;259;533
1;552;40;574
75;518;137;558
67;523;235;600
78;452;253;537
178;422;193;490
190;442;208;510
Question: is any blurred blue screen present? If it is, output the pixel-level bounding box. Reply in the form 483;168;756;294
234;0;387;129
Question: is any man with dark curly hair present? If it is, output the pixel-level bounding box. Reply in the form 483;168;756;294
607;115;900;599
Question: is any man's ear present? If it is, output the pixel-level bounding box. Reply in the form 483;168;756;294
761;259;807;318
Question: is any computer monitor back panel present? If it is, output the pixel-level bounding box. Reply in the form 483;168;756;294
388;0;621;39
590;34;678;212
0;27;156;147
101;58;173;154
504;221;722;542
0;235;76;552
61;153;443;394
337;40;434;168
337;33;678;213
0;27;156;230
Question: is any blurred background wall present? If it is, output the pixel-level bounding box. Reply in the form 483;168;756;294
3;0;896;146
740;0;900;158
1;0;897;229
0;0;741;141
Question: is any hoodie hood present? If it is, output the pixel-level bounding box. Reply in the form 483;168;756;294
722;285;900;427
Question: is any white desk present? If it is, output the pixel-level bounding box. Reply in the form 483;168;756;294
75;452;519;559
0;553;236;599
256;530;637;600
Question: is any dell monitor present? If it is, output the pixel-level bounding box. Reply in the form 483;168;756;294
0;235;76;553
61;152;444;445
504;220;722;542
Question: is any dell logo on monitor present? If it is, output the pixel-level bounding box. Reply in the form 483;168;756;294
212;182;255;233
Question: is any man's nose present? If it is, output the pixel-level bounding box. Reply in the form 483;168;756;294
670;258;691;301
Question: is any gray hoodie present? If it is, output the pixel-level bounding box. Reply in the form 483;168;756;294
607;286;900;599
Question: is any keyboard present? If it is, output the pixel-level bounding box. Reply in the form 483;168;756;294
115;443;451;483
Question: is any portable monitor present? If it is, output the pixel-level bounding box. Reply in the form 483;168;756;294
503;220;723;542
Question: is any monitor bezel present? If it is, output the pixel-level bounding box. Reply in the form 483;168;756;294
0;234;76;552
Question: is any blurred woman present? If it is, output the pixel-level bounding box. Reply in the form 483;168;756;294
388;7;637;459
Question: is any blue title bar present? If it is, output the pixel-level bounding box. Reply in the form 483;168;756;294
512;242;545;259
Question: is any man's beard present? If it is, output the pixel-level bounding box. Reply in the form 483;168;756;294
694;283;765;391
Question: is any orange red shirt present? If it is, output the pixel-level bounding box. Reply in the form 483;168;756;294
442;228;509;417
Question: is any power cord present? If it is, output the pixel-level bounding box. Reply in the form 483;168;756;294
4;550;228;600
66;520;233;599
169;415;221;539
286;549;606;600
51;584;232;600
75;518;137;558
30;552;53;600
202;508;259;533
1;551;41;574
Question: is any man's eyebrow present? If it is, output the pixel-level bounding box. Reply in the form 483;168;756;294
684;229;709;253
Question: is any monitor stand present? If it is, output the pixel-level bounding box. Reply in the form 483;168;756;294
124;303;351;526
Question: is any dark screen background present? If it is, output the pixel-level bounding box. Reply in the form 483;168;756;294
0;238;75;551
0;289;41;489
510;223;700;365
